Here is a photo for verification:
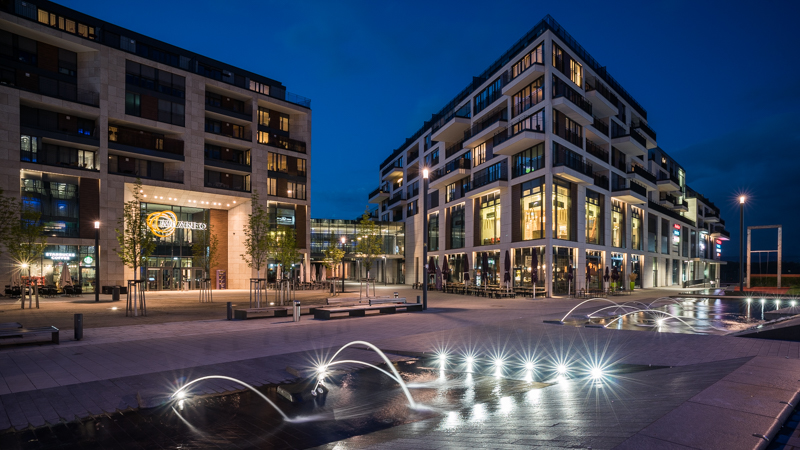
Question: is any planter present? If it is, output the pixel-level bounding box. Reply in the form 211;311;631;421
630;281;635;291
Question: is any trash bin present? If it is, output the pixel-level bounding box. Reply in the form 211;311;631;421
74;313;83;341
293;301;301;322
112;286;120;302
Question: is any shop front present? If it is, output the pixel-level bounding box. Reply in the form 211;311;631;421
611;252;625;289
23;245;97;293
513;246;545;288
473;250;500;286
630;254;642;288
586;250;603;290
552;246;575;295
142;203;209;291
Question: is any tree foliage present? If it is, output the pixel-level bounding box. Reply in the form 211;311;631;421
192;224;220;278
240;191;273;277
274;225;302;279
323;242;345;270
113;180;156;281
4;208;48;273
354;208;382;279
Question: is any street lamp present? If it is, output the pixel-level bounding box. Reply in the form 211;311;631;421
94;221;100;302
739;196;745;293
422;167;429;311
340;236;346;294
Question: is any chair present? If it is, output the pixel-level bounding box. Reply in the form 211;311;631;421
64;286;75;297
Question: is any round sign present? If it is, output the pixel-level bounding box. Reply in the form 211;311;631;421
147;210;178;237
83;255;94;265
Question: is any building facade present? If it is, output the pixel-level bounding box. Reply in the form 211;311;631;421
0;0;311;291
370;15;729;294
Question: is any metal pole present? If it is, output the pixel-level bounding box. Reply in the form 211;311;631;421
422;175;428;311
95;227;100;302
739;202;744;293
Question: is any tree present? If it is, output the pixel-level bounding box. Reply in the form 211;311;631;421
323;242;345;273
240;191;273;278
354;208;383;280
114;180;156;281
192;224;220;278
0;188;20;260
273;225;302;280
4;208;47;278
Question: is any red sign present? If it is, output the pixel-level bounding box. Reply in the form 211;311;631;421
673;224;681;230
716;239;721;244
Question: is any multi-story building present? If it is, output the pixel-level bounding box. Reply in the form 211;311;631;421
370;15;728;294
0;0;311;291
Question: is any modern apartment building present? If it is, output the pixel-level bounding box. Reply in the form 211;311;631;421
0;0;311;291
370;15;729;294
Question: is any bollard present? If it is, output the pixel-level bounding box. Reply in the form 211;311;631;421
112;286;120;302
417;295;421;304
227;302;233;320
74;313;83;341
394;292;399;298
293;301;301;322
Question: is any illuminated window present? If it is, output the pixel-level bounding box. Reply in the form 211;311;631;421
478;193;501;245
612;201;625;248
585;190;603;245
520;178;544;240
552;178;573;241
473;143;486;167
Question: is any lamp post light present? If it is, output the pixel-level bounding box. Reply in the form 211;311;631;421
739;196;745;294
340;236;346;294
94;221;100;302
422;167;429;311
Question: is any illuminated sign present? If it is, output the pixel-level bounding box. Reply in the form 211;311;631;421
673;224;681;230
672;236;680;244
673;230;680;236
45;252;75;260
83;256;94;265
147;210;207;237
716;239;721;244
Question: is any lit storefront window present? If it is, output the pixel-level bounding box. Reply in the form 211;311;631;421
611;200;625;248
478;193;501;246
585;190;603;245
552;178;574;241
520;177;544;240
631;207;642;250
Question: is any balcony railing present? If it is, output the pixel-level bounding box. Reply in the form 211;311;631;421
463;108;508;141
381;159;403;176
628;164;656;183
206;123;252;142
109;126;184;156
445;138;467;160
388;191;405;206
612;125;647;148
3;71;100;106
585;78;618;106
553;144;593;178
470;161;507;190
590;116;609;136
553;122;582;148
648;201;696;227
611;148;626;172
585;139;608;163
21;146;98;171
552;76;592;116
111;168;183;183
431;102;471;134
629;181;647;196
369;186;389;199
205;96;252;119
408;149;419;163
657;171;680;185
633;120;657;141
593;173;608;190
431;157;470;182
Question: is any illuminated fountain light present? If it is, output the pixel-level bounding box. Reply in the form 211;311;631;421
493;357;505;377
589;366;605;380
775;300;781;308
746;298;752;303
556;363;569;376
464;354;476;373
792;300;797;307
171;375;290;421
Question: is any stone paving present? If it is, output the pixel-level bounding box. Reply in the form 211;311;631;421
0;285;798;449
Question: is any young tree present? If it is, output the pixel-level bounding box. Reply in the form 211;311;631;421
191;224;220;278
114;179;156;281
323;242;345;273
240;191;273;278
4;208;47;278
273;225;302;280
354;208;383;280
0;188;20;260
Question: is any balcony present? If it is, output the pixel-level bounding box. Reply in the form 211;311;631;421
205;95;252;122
585;139;608;164
610;127;647;158
627;164;657;190
381;159;404;180
492;111;546;156
633;120;657;148
657;171;681;192
445;138;467;160
429;158;471;190
704;211;720;223
552;144;593;185
593;173;608;190
463;108;507;148
431;103;471;143
584;80;618;118
21;145;98;172
205;120;251;142
260;134;307;154
649;201;696;227
586;116;609;142
369;185;390;204
612;180;647;204
501;63;545;96
408;148;419;163
204;169;251;192
387;191;406;207
672;199;689;213
108;126;184;160
7;71;99;107
467;161;507;198
110;168;184;183
552;76;592;126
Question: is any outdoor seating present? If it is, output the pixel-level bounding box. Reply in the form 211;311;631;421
0;326;59;346
313;303;422;320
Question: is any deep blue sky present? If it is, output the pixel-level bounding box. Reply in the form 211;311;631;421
60;0;800;262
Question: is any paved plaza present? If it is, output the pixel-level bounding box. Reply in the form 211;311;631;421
0;284;799;449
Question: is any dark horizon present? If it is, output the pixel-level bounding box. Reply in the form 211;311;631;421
56;0;800;262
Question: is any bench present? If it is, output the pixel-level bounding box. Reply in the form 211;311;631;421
0;322;23;329
314;303;423;320
0;326;59;345
233;305;317;320
368;297;407;306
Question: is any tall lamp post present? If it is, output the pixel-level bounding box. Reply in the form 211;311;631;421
94;221;100;302
422;167;429;311
340;236;346;294
739;196;745;293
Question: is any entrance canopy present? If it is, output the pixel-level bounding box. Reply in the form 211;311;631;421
125;183;250;210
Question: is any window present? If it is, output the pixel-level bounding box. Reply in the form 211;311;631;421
424;149;439;167
249;80;270;95
632;207;642;250
512;143;544;178
552;109;582;147
585;190;603;245
511;43;543;79
268;153;288;172
125;60;185;98
205;120;221;134
552;178;574;241
512;76;544;117
661;218;670;254
297;158;307;176
473;143;486;167
258;107;289;132
20;135;38;162
286;181;306;200
474;76;503;114
449;204;465;249
406;180;419;199
648;214;658;253
478;193;501;246
520;177;544;240
569;59;583;87
612;201;625;248
266;178;277;196
20;172;79;237
406;200;417;217
446;182;457;203
125;93;140;116
552;42;581;87
428;212;439;251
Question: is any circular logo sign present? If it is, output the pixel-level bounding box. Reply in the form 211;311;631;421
147;210;178;237
83;256;94;265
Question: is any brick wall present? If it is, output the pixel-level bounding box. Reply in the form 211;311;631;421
210;209;228;289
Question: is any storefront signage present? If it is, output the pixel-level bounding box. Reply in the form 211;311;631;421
673;230;680;236
83;256;94;265
673;224;681;230
45;252;75;260
277;215;294;225
146;210;207;238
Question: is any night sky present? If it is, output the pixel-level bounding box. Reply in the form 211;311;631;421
58;0;800;262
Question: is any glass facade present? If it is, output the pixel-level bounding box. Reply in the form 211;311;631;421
428;212;439;251
552;178;574;241
631;207;642;251
474;250;500;287
21;171;80;238
552;246;575;295
512;143;545;178
648;214;658;253
586;250;603;290
585;189;603;245
22;245;96;293
520;177;544;240
611;201;625;248
449;204;465;249
478;193;501;246
513;246;545;288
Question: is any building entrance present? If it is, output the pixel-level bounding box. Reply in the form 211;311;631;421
145;266;205;291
